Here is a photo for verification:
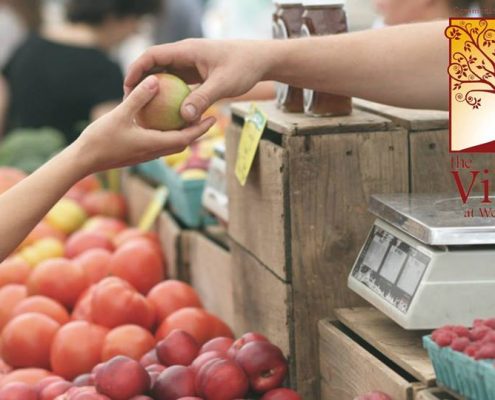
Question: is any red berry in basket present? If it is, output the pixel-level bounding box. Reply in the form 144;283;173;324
451;337;471;352
474;319;485;327
433;331;457;347
470;326;491;342
475;343;495;360
450;326;470;338
464;342;483;358
483;319;495;330
482;331;495;344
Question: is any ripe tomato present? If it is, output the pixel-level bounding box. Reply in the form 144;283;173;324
0;258;31;287
0;167;26;195
50;321;108;380
71;175;101;194
101;325;155;361
27;258;88;309
155;308;233;345
113;229;162;255
0;284;27;331
1;312;60;368
65;231;114;259
147;280;202;323
74;249;112;285
19;221;66;250
109;239;165;294
81;191;127;220
82;217;127;239
12;296;70;325
91;278;155;329
0;368;52;388
71;286;95;322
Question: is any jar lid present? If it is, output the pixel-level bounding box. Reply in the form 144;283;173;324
302;0;346;6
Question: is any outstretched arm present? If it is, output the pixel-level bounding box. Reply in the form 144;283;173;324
0;75;215;261
125;20;448;123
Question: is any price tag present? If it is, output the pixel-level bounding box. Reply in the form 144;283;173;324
138;186;169;232
235;104;268;186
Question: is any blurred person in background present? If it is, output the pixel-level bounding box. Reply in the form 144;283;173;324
0;0;159;143
374;0;495;27
154;0;205;44
0;0;41;68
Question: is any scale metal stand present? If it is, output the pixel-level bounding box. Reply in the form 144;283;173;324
348;193;495;330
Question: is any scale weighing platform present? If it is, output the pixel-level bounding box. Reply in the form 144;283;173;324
348;193;495;330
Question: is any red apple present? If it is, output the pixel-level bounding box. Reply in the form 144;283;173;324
0;382;37;400
235;341;288;393
95;356;150;400
81;192;127;220
261;388;302;400
146;364;166;374
35;377;65;394
65;231;114;259
200;337;234;355
57;386;111;399
152;366;196;400
156;330;200;366
140;349;160;367
136;73;191;131
191;351;226;375
196;358;248;400
129;397;154;400
228;332;269;358
176;398;203;400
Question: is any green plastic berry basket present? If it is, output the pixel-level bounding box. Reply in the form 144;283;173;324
135;159;215;228
423;336;495;400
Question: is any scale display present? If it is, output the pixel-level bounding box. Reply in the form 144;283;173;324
351;225;430;314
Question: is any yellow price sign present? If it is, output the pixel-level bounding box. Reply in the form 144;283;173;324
235;104;268;186
138;186;169;232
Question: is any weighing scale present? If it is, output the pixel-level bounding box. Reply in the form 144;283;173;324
348;193;495;330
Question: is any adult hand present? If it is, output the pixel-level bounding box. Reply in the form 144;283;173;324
124;39;273;122
74;75;216;175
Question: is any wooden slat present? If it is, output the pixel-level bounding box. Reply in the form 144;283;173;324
335;307;436;386
189;232;236;333
415;388;465;400
288;128;410;399
157;211;182;280
353;99;449;132
230;101;393;136
319;320;415;400
226;124;288;281
230;241;291;358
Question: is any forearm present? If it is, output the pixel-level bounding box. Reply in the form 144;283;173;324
264;21;448;110
0;144;90;260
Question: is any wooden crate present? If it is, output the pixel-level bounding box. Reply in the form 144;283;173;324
226;101;409;398
319;307;436;400
121;171;191;281
416;388;464;400
189;230;236;333
354;99;495;192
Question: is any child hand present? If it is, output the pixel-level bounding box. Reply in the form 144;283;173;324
72;75;216;175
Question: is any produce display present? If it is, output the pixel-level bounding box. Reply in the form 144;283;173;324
0;169;301;400
424;319;495;400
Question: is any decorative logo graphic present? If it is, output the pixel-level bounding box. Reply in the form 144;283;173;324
447;19;495;152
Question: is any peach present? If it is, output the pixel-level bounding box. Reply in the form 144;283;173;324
190;351;226;375
152;366;196;400
235;341;287;393
39;380;72;400
140;349;160;367
156;330;200;366
136;73;191;131
200;337;234;355
227;332;269;358
196;359;248;400
261;388;301;400
95;356;150;400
